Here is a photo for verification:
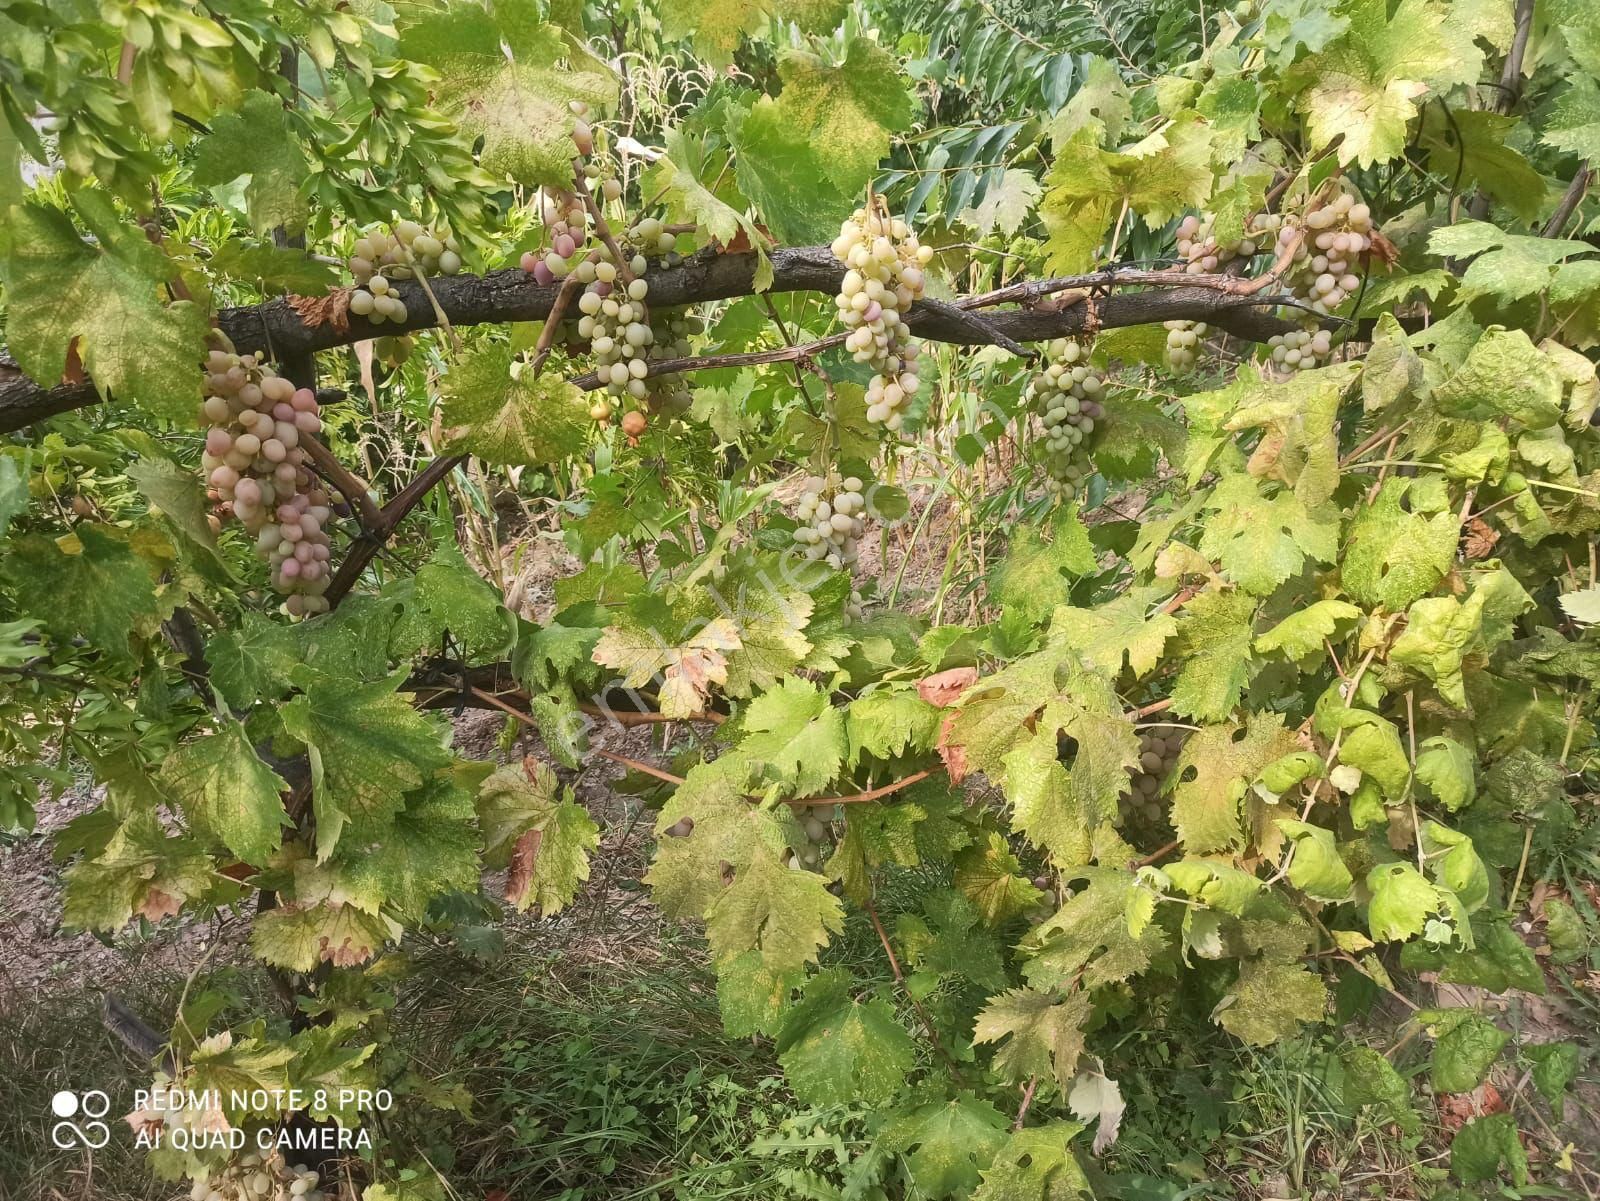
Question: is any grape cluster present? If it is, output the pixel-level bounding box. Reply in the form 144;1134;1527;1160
642;305;702;418
1163;320;1209;371
1262;192;1375;377
1266;325;1334;375
1174;213;1269;274
831;205;933;432
347;220;463;325
790;471;868;569
185;1151;325;1201
373;334;414;367
199;344;333;615
1120;728;1185;828
1027;338;1106;495
785;804;837;872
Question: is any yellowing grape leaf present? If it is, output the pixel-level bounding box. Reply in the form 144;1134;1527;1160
440;342;593;467
1199;473;1339;595
1022;866;1167;990
973;988;1092;1087
879;1097;1010;1200
1171;713;1299;853
191;92;311;234
1169;588;1258;722
770;39;916;196
1216;956;1328;1045
252;901;396;972
0;197;210;422
1049;590;1178;678
704;849;845;971
972;1122;1090;1201
1341;480;1459;611
162;720;290;866
62;812;214;931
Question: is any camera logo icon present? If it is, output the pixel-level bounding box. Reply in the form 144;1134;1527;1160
50;1090;112;1150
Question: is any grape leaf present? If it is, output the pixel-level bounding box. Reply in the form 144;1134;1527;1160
1419;1007;1508;1093
0;197;209;421
879;1097;1010;1200
1367;862;1451;942
6;525;158;661
1022;866;1167;990
1050;591;1178;678
1199;473;1338;595
1255;599;1362;661
1170;713;1299;853
1276;819;1354;901
992;506;1097;623
716;950;802;1038
738;677;847;798
954;831;1048;924
1418;108;1543;221
1450;1112;1529;1185
386;542;516;660
775;969;915;1105
728;96;852;246
62;812;215;931
1336;1045;1419;1133
1039;126;1118;274
126;455;219;556
1341;480;1459;611
973;987;1092;1086
1169;588;1258;722
1433;328;1563;429
341;776;482;921
961;169;1044;239
770;39;916;196
646;756;786;919
704;849;845;971
972;1123;1090;1201
191;92;311;235
252;901;396;972
205;611;303;709
1415;735;1476;810
846;689;942;765
162;720;289;866
398;8;616;188
1526;1042;1579;1117
440;342;592;467
1287;0;1453;168
280;670;455;860
592;596;741;718
1216;956;1328;1046
1543;75;1600;162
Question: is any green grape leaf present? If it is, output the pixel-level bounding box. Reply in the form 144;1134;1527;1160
385;542;516;660
280;670;455;861
972;1123;1090;1201
0;199;209;422
1420;738;1478;812
440;342;592;467
1526;1042;1579;1118
162;720;289;866
1367;862;1450;941
961;168;1044;239
126;455;219;556
1001;690;1140;867
1022;865;1167;989
191;92;311;235
704;849;845;971
1199;473;1338;595
1543;898;1588;964
738;677;847;798
1216;956;1328;1046
847;689;941;765
1255;599;1362;661
1337;1045;1420;1133
398;9;616;188
895;888;1008;991
879;1097;1010;1200
991;508;1097;625
728;96;852;246
1338;716;1411;799
775;969;916;1105
1401;915;1543;994
1433;328;1563;429
205;612;303;709
1341;480;1459;611
770;39;915;196
6;525;158;661
1420;1007;1509;1094
646;758;786;920
1450;1112;1529;1185
1169;588;1258;722
645;126;768;260
1543;75;1600;161
954;831;1048;924
1039;126;1118;274
973;987;1092;1087
252;901;396;972
0;454;26;540
208;242;340;294
1093;394;1187;481
1287;0;1454;167
1418;108;1543;221
1276;819;1354;901
1421;821;1489;913
341;776;481;921
1389;594;1484;708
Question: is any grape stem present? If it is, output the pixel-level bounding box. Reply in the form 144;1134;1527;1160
863;894;967;1081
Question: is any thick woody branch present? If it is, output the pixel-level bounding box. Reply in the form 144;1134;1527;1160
0;247;1310;434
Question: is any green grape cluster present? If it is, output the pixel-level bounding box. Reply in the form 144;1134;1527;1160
1163;319;1209;370
785;804;838;872
642;305;702;418
347;220;463;324
1263;191;1377;377
831;204;933;432
1266;325;1334;374
186;1150;326;1201
372;334;414;367
790;471;868;569
1027;338;1106;495
198;339;333;616
1121;728;1185;828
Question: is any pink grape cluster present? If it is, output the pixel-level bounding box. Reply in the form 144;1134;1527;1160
1174;212;1279;274
199;348;334;616
831;205;934;432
